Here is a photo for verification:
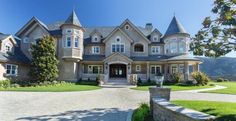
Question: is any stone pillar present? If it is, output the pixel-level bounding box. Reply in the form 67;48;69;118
149;87;171;114
146;62;150;80
184;62;189;81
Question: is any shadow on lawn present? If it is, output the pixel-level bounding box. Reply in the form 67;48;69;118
16;108;131;121
201;108;236;121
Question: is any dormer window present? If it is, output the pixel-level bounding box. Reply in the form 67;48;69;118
125;25;130;30
153;36;159;42
23;37;29;43
5;44;12;53
116;36;121;42
92;35;99;42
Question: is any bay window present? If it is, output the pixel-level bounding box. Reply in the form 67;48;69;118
74;36;79;48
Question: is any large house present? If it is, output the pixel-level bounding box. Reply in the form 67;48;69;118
0;10;201;83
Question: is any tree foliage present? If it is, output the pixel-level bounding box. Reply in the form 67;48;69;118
29;35;59;83
191;0;236;57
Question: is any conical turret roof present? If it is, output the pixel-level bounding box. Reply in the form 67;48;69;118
64;10;82;27
164;16;188;36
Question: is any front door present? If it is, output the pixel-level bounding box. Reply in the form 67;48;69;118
109;64;126;78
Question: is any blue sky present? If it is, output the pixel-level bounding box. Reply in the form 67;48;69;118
0;0;235;57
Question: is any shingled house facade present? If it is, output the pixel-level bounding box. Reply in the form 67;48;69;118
0;10;201;83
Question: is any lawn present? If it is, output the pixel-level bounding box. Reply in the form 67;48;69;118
172;100;236;121
0;83;101;92
131;84;214;91
204;82;236;95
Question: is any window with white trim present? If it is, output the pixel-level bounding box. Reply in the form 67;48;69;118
171;64;178;74
92;46;100;54
151;65;161;74
151;46;160;54
125;25;130;30
88;65;103;74
66;29;72;34
136;65;141;72
134;44;144;52
179;41;186;53
5;43;12;53
170;42;177;53
153;35;159;42
74;36;79;48
93;35;99;42
179;64;184;73
23;37;29;43
65;36;71;47
6;64;18;75
111;44;124;53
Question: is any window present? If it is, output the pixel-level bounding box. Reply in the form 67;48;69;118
6;64;18;75
88;65;103;74
125;25;129;30
65;37;71;47
116;36;121;42
111;44;124;53
136;65;141;72
92;46;100;54
170;42;177;53
23;37;29;43
93;36;99;42
151;46;160;54
153;36;159;41
171;64;178;74
134;44;144;52
66;29;72;34
74;36;79;48
179;42;186;53
151;65;161;74
5;44;12;53
179;64;184;73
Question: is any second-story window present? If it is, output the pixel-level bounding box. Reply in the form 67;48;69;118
5;43;12;53
179;41;186;53
134;44;144;52
66;37;71;47
153;36;159;42
93;36;99;42
151;46;160;54
112;44;124;53
170;42;177;53
6;64;18;76
74;36;79;48
92;46;100;54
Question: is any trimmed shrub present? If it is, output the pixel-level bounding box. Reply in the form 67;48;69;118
191;72;210;86
11;83;20;88
137;77;142;85
0;79;11;89
216;78;224;82
147;78;151;83
170;73;181;83
224;79;229;82
132;103;150;121
186;80;194;85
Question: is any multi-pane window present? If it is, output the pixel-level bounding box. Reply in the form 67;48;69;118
136;65;141;72
88;65;103;74
179;42;185;53
151;65;161;74
111;44;124;53
74;36;79;48
151;46;160;54
6;64;18;75
5;44;12;53
92;46;100;54
170;42;177;53
66;37;71;47
134;44;144;52
171;64;178;74
179;64;184;73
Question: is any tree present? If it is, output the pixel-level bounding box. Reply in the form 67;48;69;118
29;35;59;83
190;0;236;57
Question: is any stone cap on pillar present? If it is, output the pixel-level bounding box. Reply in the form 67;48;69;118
149;87;171;101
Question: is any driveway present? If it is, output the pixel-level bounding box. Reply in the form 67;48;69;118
1;87;236;121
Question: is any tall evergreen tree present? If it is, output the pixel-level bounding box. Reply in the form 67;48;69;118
29;35;59;83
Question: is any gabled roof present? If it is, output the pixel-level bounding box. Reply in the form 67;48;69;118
15;17;49;37
0;33;10;41
64;10;82;27
89;29;102;37
150;28;162;36
164;16;188;37
103;27;134;43
120;19;151;44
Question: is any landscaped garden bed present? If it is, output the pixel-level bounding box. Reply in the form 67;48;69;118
172;100;236;121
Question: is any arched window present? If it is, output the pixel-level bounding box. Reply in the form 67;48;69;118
134;44;144;52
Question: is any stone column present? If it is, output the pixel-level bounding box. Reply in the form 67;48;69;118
184;62;189;81
146;62;150;80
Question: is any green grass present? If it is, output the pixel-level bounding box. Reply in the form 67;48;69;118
172;100;236;121
131;84;214;91
0;83;101;92
204;82;236;95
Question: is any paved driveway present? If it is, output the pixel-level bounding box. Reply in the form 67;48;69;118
1;87;236;121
